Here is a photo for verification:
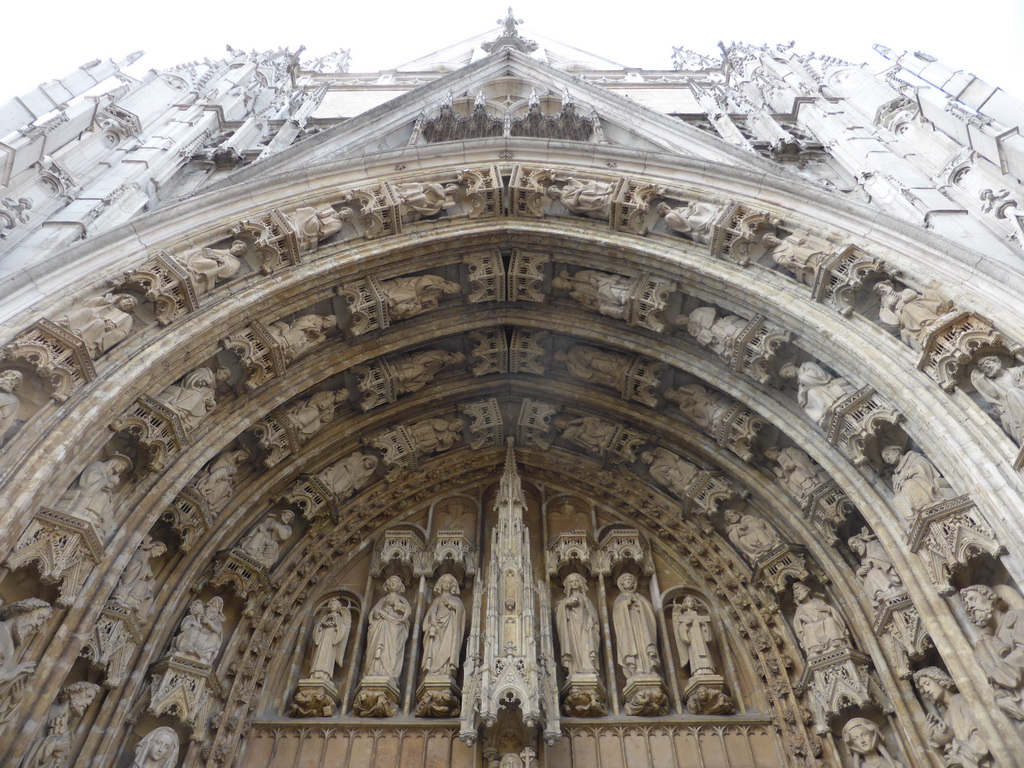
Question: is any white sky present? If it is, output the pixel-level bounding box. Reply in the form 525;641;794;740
2;0;1023;101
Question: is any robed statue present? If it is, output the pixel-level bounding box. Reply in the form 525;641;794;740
309;599;352;682
554;573;601;676
362;576;412;683
612;573;660;679
421;574;466;677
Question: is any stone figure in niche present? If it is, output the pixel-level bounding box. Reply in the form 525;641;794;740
176;239;246;294
780;361;857;426
407;418;463;455
379;275;461;321
266;314;336;365
684;306;748;358
848;528;907;609
20;681;100;768
612;573;660;679
0;369;23;447
193;449;250;509
0;598;52;685
913;666;992;768
881;445;957;518
54;455;133;531
664;384;724;433
641;448;699;497
156;367;229;432
792;582;850;659
393;181;458;218
841;718;901;768
130;726;179;768
554;573;601;676
656;201;721;244
110;535;167;615
238;511;293;568
309;599;352;682
725;509;782;561
390;350;466;395
55;292;138;358
762;230;833;286
555;345;629;388
551;269;631;322
170;597;225;665
672;596;716;676
557;415;615;455
960;584;1024;721
421;573;466;677
873;281;953;349
362;575;412;683
288;205;349;248
971;355;1024;446
545;177;616;215
764;446;830;505
286;390;346;443
319;452;378;498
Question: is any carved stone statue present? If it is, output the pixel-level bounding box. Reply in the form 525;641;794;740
54;455;133;531
170;597;225;665
130;726;179;768
0;598;52;686
656;201;721;243
421;574;466;677
55;292;138;358
390;350;466;395
725;509;782;561
960;584;1024;721
551;269;631;321
266;314;336;365
971;355;1024;446
684;306;748;357
554;573;601;675
557;415;615;455
285;390;346;443
362;575;412;683
20;681;100;768
841;718;901;768
318;452;378;498
664;383;724;432
780;361;857;426
672;596;716;676
873;281;952;349
193;449;250;509
176;240;246;294
238;511;294;568
546;177;616;215
848;528;908;609
764;446;830;505
641;448;699;497
379;275;461;320
407;418;462;455
109;535;167;615
555;345;629;388
288;205;348;249
156;367;229;431
914;666;992;768
882;446;957;518
762;230;833;286
0;369;23;447
393;181;458;217
612;573;660;679
309;599;352;682
792;582;850;659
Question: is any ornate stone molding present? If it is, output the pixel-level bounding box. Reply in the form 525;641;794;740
797;647;881;734
110;251;198;326
0;319;96;402
220;320;289;391
146;655;223;740
110;394;187;472
80;601;143;688
162;486;214;552
810;243;898;317
917;311;1023;392
230;208;301;274
709;203;782;265
873;595;931;679
460;397;503;449
820;386;904;467
203;548;273;616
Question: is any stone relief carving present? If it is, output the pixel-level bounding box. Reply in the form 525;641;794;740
355;349;465;410
354;575;412;717
392;181;459;219
551;268;673;332
381;275;461;321
130;726;179;768
237;511;294;569
793;582;850;659
672;596;715;677
0;598;52;724
53;455;133;533
174;239;246;295
170;597;225;665
665;384;765;461
556;415;642;465
640;447;741;519
882;446;956;518
874;280;953;349
960;584;1024;722
781;361;857;426
685;306;747;359
971;355;1024;447
154;366;229;432
251;389;346;467
0;369;23;447
265;314;335;365
914;666;992;768
545;176;616;217
763;230;833;286
917;312;1023;393
556;344;629;388
764;446;830;507
320;452;379;500
554;573;601;676
725;509;782;561
287;205;348;251
54;292;138;358
0;320;96;402
656;200;723;244
192;449;250;510
109;535;166;615
841;718;901;768
848;528;908;609
19;681;100;768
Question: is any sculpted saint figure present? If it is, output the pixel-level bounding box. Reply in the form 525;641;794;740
421;574;466;677
672;596;716;676
656;201;721;244
914;666;992;768
873;281;952;349
238;511;294;568
379;275;461;321
792;582;850;658
848;528;907;608
555;345;629;388
665;384;725;433
390;350;466;395
725;509;782;561
0;598;52;686
762;230;833;286
266;314;335;365
177;240;246;294
882;446;956;518
407;418;462;456
393;181;458;217
362;575;412;683
130;726;179;768
960;584;1024;721
551;269;631;321
156;367;229;432
841;718;901;768
612;573;660;679
764;446;829;505
171;597;224;665
684;306;748;358
780;361;857;426
309;599;352;682
288;205;348;250
285;390;346;443
971;355;1024;446
0;369;23;447
110;536;167;615
20;681;100;768
546;177;616;215
557;415;616;455
55;292;138;359
54;455;133;531
554;573;601;675
318;452;378;498
641;448;699;497
193;449;250;509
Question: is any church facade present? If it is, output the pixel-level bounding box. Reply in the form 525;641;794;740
1;13;1024;768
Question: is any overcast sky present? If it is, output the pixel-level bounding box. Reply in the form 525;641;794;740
2;0;1023;102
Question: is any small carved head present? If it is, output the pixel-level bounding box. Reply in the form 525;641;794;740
0;369;23;393
206;596;225;618
913;666;955;702
61;681;100;715
960;584;1002;627
763;447;780;462
563;573;587;594
616;573;637;593
976;355;1003;377
114;294;139;313
228;239;248;257
792;582;812;603
841;718;880;755
135;725;179;767
435;573;459;595
880;445;903;466
384;575;406;594
3;597;53;645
